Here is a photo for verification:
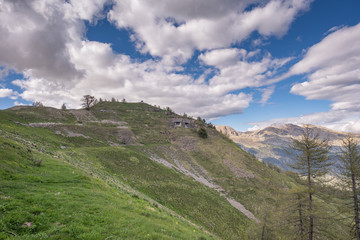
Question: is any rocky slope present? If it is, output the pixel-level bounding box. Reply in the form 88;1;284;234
216;124;360;170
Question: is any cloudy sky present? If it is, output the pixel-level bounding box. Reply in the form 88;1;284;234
0;0;360;132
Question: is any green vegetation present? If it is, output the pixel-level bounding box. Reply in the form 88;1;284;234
197;127;208;139
338;136;360;239
0;102;354;239
0;137;215;240
287;126;332;240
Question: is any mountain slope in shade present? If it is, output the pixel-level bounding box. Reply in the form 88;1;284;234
216;124;360;170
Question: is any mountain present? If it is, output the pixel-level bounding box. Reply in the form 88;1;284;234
0;102;352;239
216;124;360;170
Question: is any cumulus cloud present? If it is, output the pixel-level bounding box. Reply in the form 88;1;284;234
13;40;253;118
0;0;86;85
0;0;311;119
0;88;15;98
250;23;360;133
199;49;291;94
69;0;109;22
109;0;312;63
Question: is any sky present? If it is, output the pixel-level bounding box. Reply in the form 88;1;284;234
0;0;360;132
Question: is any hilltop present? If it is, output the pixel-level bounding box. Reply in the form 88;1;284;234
0;102;352;239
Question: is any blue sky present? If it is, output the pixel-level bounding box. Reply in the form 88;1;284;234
1;0;360;132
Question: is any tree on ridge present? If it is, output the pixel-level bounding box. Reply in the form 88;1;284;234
81;95;97;110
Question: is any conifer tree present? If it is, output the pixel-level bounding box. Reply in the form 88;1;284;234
288;126;332;240
339;136;360;239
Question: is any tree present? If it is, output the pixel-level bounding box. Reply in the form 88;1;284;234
33;101;44;107
61;103;66;110
81;95;97;110
339;136;360;239
278;186;307;240
288;126;332;240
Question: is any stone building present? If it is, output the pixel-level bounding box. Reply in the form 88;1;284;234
170;118;194;128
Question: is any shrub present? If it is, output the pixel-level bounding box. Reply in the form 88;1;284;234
198;127;208;139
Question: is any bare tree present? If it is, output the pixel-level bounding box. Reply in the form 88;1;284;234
339;136;360;240
81;95;97;110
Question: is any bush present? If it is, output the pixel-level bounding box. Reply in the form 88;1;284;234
198;127;208;139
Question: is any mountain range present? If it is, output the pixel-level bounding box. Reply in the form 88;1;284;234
216;124;360;170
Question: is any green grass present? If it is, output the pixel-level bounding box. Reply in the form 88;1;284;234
0;137;216;240
66;146;250;240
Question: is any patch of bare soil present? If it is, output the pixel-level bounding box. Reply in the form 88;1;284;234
29;122;64;127
101;120;128;127
62;128;90;138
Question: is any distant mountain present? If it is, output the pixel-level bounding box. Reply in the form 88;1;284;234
216;124;360;170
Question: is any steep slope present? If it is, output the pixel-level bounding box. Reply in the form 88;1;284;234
0;134;215;240
216;124;360;170
0;103;351;239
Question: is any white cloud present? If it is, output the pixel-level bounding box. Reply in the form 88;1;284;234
324;25;345;36
199;49;292;94
13;101;27;106
250;23;360;133
248;109;360;133
109;0;312;63
12;40;253;118
0;88;14;98
259;86;275;104
69;0;109;22
290;23;360;115
0;0;311;118
0;0;86;84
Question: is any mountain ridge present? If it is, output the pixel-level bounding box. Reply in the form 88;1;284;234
216;123;360;170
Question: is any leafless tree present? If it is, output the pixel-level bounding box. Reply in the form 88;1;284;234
81;95;97;110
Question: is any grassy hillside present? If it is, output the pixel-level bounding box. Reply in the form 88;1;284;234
0;136;215;239
0;102;352;239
